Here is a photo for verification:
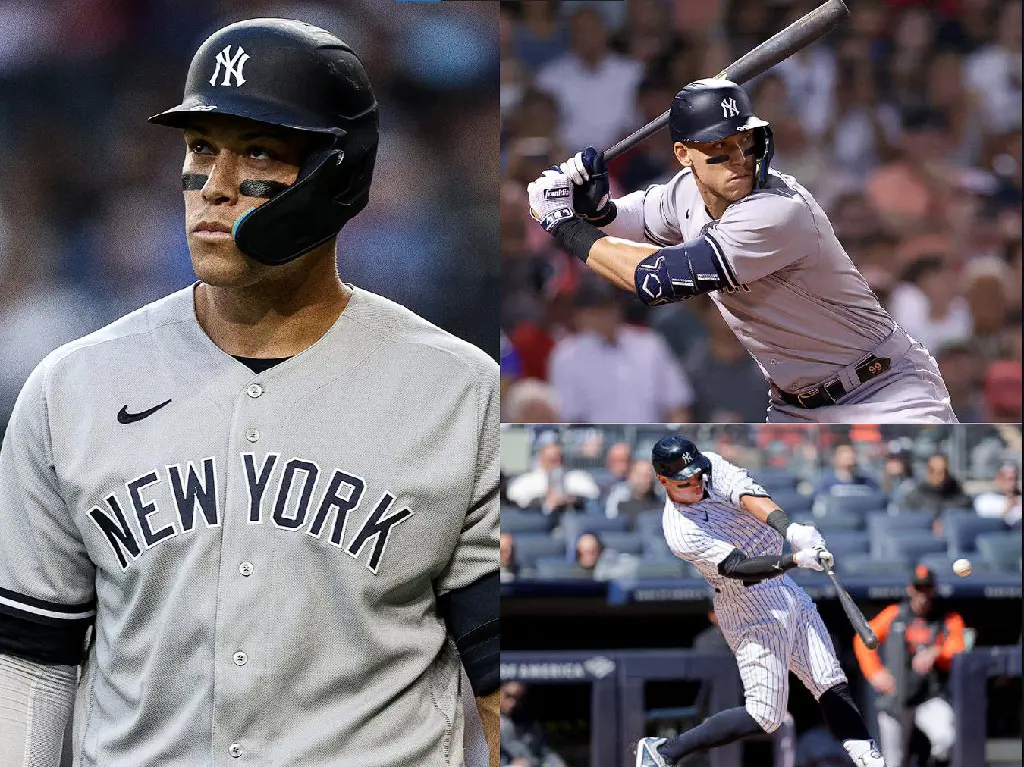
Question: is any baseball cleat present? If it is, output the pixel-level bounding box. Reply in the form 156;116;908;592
635;736;670;767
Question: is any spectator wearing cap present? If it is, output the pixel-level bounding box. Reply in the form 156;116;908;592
974;462;1023;528
814;441;881;497
506;441;599;515
881;443;916;507
854;565;966;767
547;278;693;423
902;454;972;529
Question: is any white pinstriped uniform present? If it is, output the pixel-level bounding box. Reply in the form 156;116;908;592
662;452;847;732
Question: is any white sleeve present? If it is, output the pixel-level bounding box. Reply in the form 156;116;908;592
704;188;818;284
662;501;734;569
706;453;768;507
601;189;648;241
604;172;690;247
0;654;78;767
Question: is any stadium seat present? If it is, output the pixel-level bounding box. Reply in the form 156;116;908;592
633;559;691;580
821;490;888;518
820;531;870;558
534;557;592;580
512;534;567;568
943;514;1008;556
835;554;913;578
867;512;934;556
598;531;645;556
752;468;800;493
636;508;663;538
560;511;631;542
975;532;1023;572
814;512;865;533
767;490;814;515
917;552;995;576
501;507;555;535
883;532;947;563
643;536;676;561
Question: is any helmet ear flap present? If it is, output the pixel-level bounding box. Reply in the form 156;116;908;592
755;126;774;187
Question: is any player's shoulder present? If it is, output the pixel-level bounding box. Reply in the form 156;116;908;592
345;287;497;384
704;450;737;471
31;287;193;385
724;171;817;229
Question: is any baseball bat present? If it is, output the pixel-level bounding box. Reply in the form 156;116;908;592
604;0;850;161
825;566;879;649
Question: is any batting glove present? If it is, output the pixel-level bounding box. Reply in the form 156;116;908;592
527;169;575;233
559;146;611;221
786;522;824;552
794;547;831;571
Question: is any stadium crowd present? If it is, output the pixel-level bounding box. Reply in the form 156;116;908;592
500;0;1023;424
0;0;498;438
499;423;1023;582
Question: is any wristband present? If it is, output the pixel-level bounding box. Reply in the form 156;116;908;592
552;218;606;263
585;201;617;227
766;508;792;537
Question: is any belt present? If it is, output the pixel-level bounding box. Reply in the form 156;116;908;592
778;355;891;409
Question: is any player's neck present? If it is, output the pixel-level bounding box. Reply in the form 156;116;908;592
694;177;730;219
194;251;351;359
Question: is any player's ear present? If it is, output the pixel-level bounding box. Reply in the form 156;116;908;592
673;142;691;168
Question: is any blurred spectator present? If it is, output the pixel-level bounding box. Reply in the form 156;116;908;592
512;0;569;73
534;6;643;150
506;441;599;514
982;360;1023;422
501;531;522;582
594;441;633;498
499;681;569;767
973;461;1023;527
902;454;972;529
502;378;561;423
548;278;694;423
692;605;730;654
814;442;881;497
934;341;987;423
604;459;660;524
889;255;972;356
964;0;1022;134
881;443;917;507
573;531;636;580
854;565;966;767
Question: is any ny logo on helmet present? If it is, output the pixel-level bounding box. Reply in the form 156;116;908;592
681;452;692;462
210;45;250;87
721;98;739;118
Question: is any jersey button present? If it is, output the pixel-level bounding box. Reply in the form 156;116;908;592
246;383;263;398
245;428;260;443
228;744;243;758
239;562;254;577
233;651;247;666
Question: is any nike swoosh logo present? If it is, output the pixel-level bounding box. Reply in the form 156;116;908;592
117;399;171;424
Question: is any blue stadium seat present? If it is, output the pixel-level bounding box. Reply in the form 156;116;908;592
512;534;567;567
501;507;555;535
768;490;814;514
821;491;888;518
917;552;995;576
643;536;676;561
636;509;663;538
560;511;631;542
835;554;913;578
867;512;934;556
820;531;870;558
943;514;1008;556
534;557;592;580
752;468;800;493
814;512;865;533
633;559;691;580
598;531;645;556
883;532;947;563
975;532;1023;572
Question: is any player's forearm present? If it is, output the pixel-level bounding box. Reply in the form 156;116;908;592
739;494;782;525
475;690;499;767
717;548;796;581
586;236;659;292
0;654;77;767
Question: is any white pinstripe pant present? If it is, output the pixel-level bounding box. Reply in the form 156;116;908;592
715;580;848;733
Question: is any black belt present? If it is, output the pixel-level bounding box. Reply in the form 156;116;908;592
778;355;891;409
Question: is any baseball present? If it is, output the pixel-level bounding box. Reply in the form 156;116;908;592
953;558;973;577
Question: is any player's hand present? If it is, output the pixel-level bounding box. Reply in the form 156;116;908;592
868;668;897;696
911;646;939;674
559;147;611;221
793;546;829;571
786;522;824;552
527;169;575;233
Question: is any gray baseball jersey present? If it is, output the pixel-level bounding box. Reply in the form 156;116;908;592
0;285;498;766
607;169;956;423
661;452;846;732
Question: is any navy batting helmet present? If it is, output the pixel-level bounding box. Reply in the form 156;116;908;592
150;18;379;266
668;78;774;187
651;435;711;482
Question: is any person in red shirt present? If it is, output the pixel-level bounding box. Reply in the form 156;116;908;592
854;565;966;767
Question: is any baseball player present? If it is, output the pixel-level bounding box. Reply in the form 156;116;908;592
634;435;885;767
0;19;498;767
526;78;958;424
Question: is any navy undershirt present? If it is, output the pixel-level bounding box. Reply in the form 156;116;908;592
233;356;290;373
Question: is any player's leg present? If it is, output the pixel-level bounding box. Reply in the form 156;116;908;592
789;594;886;766
875;711;905;767
638;625;791;767
912;696;955;764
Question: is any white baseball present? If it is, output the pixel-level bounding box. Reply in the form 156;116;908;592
953;558;972;577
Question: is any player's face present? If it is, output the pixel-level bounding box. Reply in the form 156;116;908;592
675;131;756;202
660;474;704;505
181;115;315;287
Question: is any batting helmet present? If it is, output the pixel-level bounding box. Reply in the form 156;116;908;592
668;78;774;187
651;435;712;482
149;18;379;266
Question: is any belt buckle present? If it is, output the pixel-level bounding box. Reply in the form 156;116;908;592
796;389;818;408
